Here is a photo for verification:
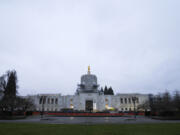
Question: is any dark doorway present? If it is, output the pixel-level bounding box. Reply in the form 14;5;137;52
85;100;93;112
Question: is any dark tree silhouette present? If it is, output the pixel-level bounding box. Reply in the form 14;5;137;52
104;86;108;95
108;87;114;95
143;90;180;117
100;87;104;93
0;70;34;115
132;96;138;118
0;70;18;112
173;91;180;111
4;70;18;97
104;86;114;95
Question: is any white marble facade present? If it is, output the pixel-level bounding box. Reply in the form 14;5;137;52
30;67;149;112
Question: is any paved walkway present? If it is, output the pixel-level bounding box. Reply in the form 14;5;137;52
0;116;180;124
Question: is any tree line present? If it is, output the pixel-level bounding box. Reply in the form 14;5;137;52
138;91;180;117
101;86;114;95
0;70;34;117
149;91;180;116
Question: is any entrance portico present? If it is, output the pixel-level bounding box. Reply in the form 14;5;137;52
85;100;93;112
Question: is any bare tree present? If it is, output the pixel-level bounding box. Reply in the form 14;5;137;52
137;101;150;111
173;91;180;112
149;90;180;117
132;96;138;118
40;96;46;118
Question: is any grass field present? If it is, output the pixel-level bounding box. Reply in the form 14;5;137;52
0;123;180;135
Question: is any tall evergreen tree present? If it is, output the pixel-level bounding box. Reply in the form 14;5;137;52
103;86;114;95
4;70;18;97
104;86;108;95
0;70;18;112
0;70;35;115
108;87;114;95
100;87;104;93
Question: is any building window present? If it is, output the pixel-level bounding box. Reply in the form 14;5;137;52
129;108;131;111
121;108;124;111
105;98;108;102
43;98;46;104
136;98;139;103
48;98;50;104
124;98;127;104
39;97;46;104
39;98;42;104
128;98;131;104
125;108;127;111
120;98;123;103
51;98;54;104
55;98;58;104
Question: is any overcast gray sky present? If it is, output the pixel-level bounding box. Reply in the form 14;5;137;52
0;0;180;96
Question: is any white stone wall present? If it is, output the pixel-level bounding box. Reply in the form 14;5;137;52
116;93;149;111
29;93;149;112
29;94;62;111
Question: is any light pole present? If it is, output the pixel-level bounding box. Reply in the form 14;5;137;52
132;97;137;119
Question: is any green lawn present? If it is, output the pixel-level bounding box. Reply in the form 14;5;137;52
0;123;180;135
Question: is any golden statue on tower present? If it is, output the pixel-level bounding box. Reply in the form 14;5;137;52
88;65;91;74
